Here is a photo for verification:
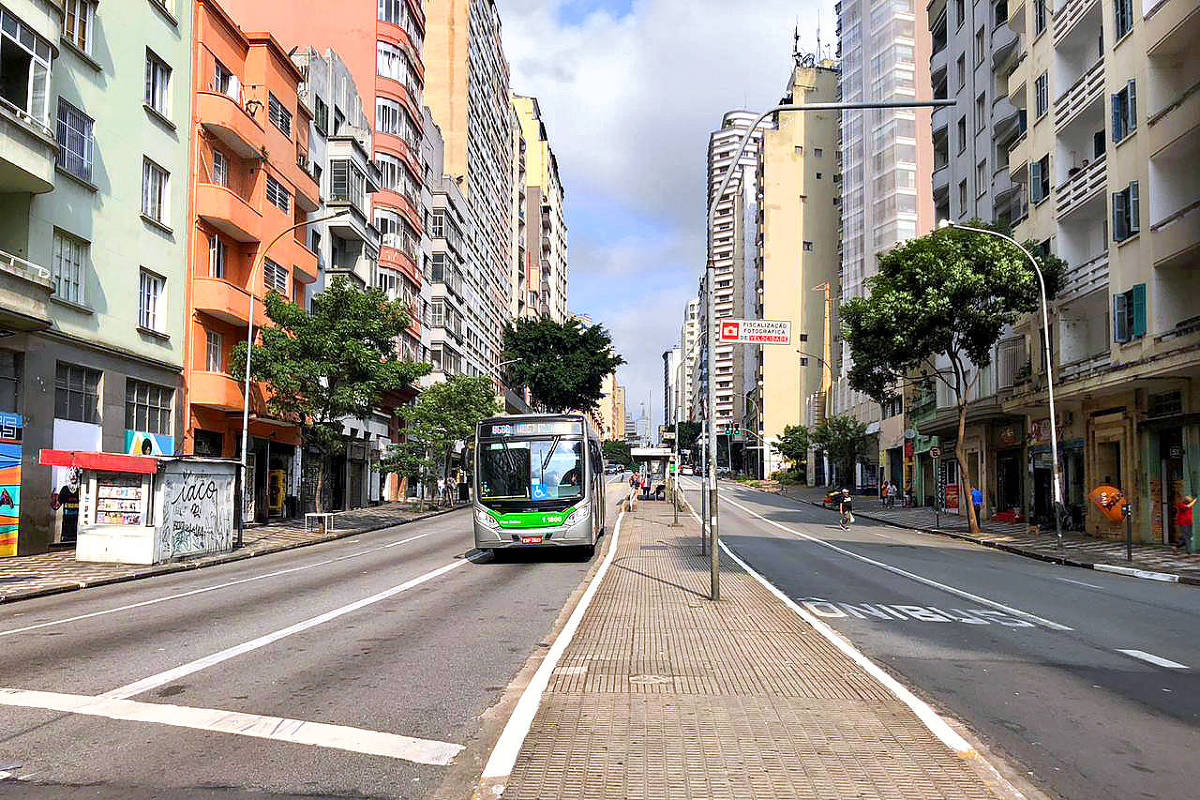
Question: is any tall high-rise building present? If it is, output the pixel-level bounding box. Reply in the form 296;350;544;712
513;95;569;322
680;298;700;421
835;0;935;488
0;0;193;554
705;112;764;446
749;53;841;480
663;346;683;426
424;0;514;385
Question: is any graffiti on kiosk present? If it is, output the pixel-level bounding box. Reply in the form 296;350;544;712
157;472;234;558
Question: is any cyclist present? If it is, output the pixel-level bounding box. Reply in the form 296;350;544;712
838;488;854;529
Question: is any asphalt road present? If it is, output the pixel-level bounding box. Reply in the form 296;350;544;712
0;480;627;799
682;478;1200;800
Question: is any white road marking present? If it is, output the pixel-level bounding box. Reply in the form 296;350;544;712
0;532;435;638
802;599;1036;626
1115;649;1189;670
103;559;467;700
1093;564;1180;583
1056;576;1105;590
0;688;463;765
718;494;1073;631
481;505;627;780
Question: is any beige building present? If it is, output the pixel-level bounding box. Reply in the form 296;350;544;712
596;372;625;441
746;55;841;479
513;95;569;322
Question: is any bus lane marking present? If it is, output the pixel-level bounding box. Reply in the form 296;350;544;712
800;598;1038;627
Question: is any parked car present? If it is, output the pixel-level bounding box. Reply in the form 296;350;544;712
681;465;694;476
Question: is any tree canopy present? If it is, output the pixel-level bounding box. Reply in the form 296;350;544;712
674;421;702;454
811;416;870;489
233;278;429;511
771;424;810;469
602;439;633;469
502;317;625;412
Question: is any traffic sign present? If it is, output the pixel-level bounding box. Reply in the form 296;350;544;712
930;446;941;459
718;319;792;345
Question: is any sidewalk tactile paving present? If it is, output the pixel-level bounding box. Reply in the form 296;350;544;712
502;503;1007;799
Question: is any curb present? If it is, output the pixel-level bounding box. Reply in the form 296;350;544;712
0;504;469;606
770;489;1200;587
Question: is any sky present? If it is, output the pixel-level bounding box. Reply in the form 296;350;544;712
501;0;834;433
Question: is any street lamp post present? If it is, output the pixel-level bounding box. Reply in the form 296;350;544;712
238;209;349;545
938;220;1065;561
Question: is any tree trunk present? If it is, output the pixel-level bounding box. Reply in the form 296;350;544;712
315;454;327;515
956;400;981;535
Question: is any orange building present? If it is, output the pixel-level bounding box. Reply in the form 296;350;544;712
184;0;321;521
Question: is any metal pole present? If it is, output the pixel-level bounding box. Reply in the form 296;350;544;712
700;419;708;555
703;99;955;600
1124;502;1133;561
942;222;1064;561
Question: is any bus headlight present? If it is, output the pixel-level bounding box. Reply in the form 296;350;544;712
562;503;589;527
476;509;500;529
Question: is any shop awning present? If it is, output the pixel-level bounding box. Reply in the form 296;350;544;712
39;450;160;474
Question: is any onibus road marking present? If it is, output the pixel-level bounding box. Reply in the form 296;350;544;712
1115;649;1189;670
481;506;627;782
103;559;469;700
718;494;1073;631
0;688;463;765
0;532;436;639
800;598;1040;627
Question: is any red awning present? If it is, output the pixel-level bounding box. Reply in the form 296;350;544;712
39;450;159;475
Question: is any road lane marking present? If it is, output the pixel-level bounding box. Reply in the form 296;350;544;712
1056;576;1104;589
102;559;468;700
1115;649;1189;670
481;506;627;780
802;598;1037;626
0;688;463;765
717;540;975;755
0;532;437;638
718;494;1073;631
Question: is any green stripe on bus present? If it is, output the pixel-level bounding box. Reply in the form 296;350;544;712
488;508;577;529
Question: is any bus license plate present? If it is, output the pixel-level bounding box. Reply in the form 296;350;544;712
520;536;544;545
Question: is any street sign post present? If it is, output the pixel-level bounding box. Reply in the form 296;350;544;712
718;319;792;345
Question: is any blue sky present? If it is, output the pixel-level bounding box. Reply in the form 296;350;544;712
503;0;833;431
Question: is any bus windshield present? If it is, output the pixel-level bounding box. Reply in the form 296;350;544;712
479;437;585;501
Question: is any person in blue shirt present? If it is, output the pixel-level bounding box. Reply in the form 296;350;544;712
971;485;984;522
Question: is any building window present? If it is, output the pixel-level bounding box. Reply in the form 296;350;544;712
125;379;173;436
378;0;407;26
0;10;52;124
994;0;1008;26
63;0;95;54
212;58;235;96
138;269;164;332
814;148;823;158
0;351;20;414
956;55;966;90
1112;181;1140;241
144;49;171;115
210;148;228;187
55;99;93;181
377;40;411;84
52;229;88;305
976;160;988;195
265;175;290;212
1113;284;1146;343
263;257;289;296
1035;73;1048;118
958;179;968;210
313;96;328;136
957;117;967;153
974;27;985;64
330;159;365;207
268;93;292;137
430;210;446;238
1111;80;1136;142
1029;154;1050;203
208;234;226;278
141;158;168;222
1114;0;1133;39
1033;0;1046;34
955;0;965;26
976;92;986;131
803;241;814;252
205;330;223;372
55;362;101;423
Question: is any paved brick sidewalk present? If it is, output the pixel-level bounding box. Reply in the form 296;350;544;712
500;500;1015;799
777;484;1200;584
0;501;465;604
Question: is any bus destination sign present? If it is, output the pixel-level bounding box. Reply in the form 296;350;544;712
484;421;581;438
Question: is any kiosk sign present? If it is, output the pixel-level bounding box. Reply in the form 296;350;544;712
718;319;792;345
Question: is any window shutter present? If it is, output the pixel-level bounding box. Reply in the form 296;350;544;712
1127;80;1136;131
1030;158;1042;202
1114;293;1130;343
1112;93;1122;142
1129;180;1140;233
1131;283;1147;338
1113;191;1127;241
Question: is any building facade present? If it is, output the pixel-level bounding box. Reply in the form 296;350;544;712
662;346;682;427
680;297;700;421
0;0;193;554
513;95;569;322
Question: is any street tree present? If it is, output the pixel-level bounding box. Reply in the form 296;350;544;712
811;416;870;489
383;375;499;507
602;439;633;469
840;221;1064;533
502;317;625;412
771;424;810;478
233;278;429;512
674;421;702;454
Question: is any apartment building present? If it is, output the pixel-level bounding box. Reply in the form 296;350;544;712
424;0;514;386
706;112;764;458
679;298;700;421
513;95;569;322
748;54;841;480
662;346;682;427
834;0;936;489
0;0;192;555
978;0;1200;543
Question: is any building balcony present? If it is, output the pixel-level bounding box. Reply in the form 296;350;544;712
189;370;247;413
0;248;53;331
326;204;380;251
281;237;319;284
1147;82;1199;159
1145;0;1198;58
1053;59;1103;130
196;183;261;243
0;97;57;195
992;24;1019;69
1058;350;1111;384
193;277;268;329
1150;200;1200;269
932;163;950;197
197;91;264;159
1053;0;1100;45
1056;251;1109;303
1055;153;1106;219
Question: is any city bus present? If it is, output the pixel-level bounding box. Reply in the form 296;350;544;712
473;413;606;555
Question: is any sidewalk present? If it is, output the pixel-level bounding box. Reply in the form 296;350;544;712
778;484;1200;585
0;501;465;604
499;499;1016;799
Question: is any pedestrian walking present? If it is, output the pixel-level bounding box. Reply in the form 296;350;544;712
888;481;899;508
971;485;984;522
838;488;854;530
880;480;889;507
1174;495;1196;551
